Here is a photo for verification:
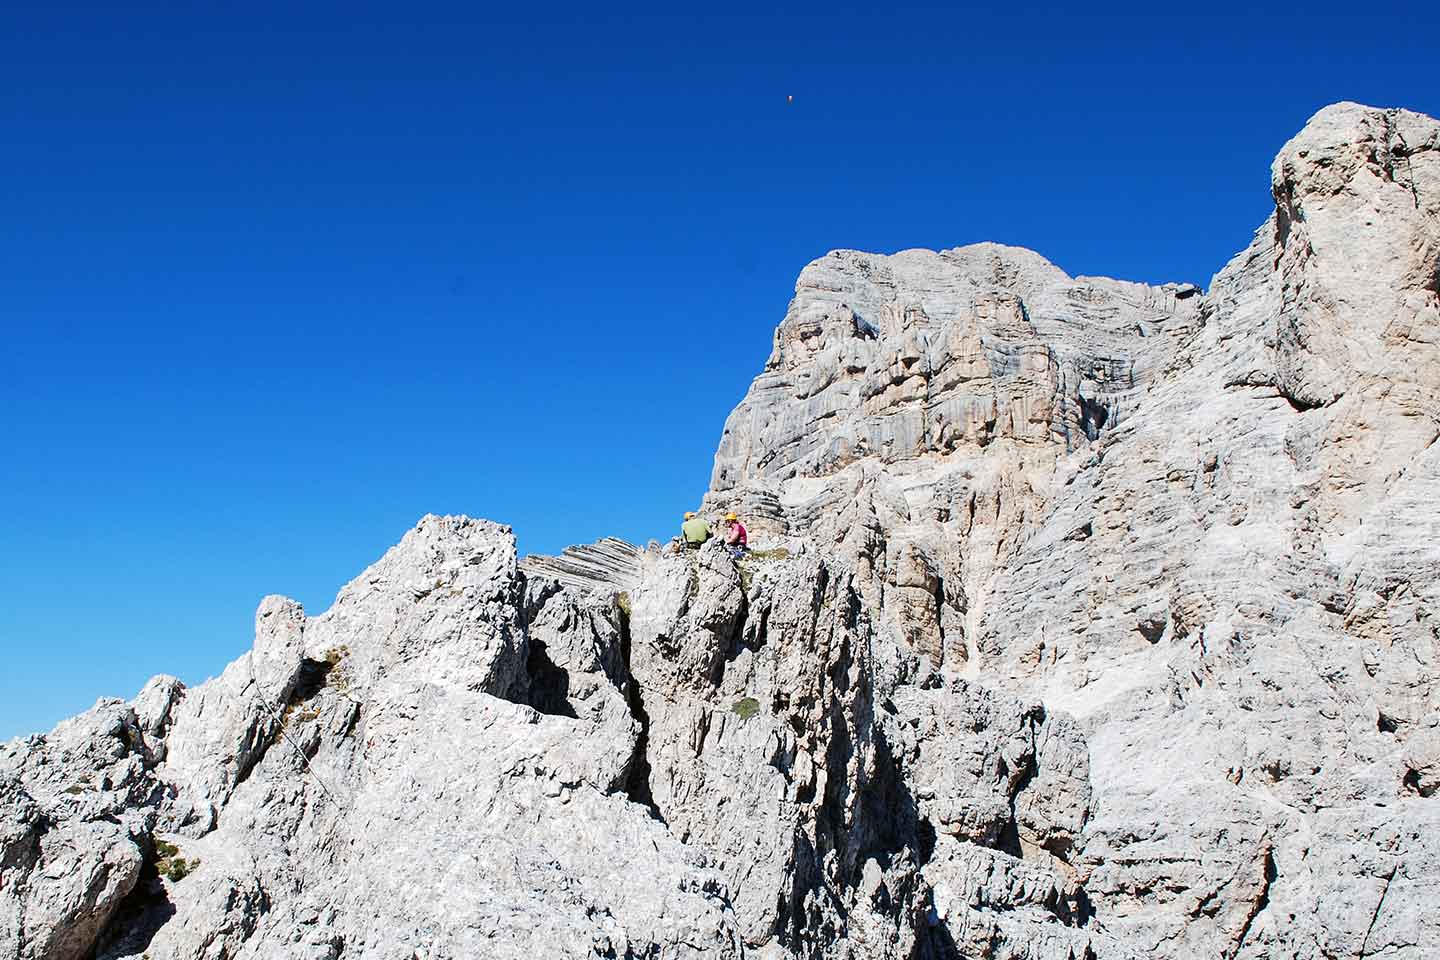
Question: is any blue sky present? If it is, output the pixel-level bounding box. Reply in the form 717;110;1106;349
3;2;1436;738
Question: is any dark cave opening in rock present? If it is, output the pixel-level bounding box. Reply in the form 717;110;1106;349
1077;394;1109;441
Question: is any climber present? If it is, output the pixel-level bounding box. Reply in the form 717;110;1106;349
720;513;747;559
681;511;711;550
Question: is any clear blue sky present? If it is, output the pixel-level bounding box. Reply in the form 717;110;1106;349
3;2;1436;738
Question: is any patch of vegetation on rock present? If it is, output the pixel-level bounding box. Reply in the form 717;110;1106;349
732;697;761;721
153;839;200;882
747;547;791;561
160;857;199;882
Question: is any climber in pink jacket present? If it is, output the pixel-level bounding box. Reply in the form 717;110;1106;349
720;513;747;558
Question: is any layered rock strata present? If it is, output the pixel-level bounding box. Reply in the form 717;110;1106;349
520;536;644;593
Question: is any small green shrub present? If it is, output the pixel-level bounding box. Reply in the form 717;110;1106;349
616;591;632;619
160;857;198;882
62;784;87;795
732;697;761;721
153;839;198;882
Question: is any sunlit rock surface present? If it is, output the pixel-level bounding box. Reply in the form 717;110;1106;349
3;101;1438;960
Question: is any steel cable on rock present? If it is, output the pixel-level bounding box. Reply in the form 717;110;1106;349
243;654;341;805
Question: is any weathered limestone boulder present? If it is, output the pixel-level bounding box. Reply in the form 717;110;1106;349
0;702;161;960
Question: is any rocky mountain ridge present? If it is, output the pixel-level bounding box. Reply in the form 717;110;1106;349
3;101;1437;959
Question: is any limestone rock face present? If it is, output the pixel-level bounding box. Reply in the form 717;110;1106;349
708;245;1198;495
3;516;748;960
701;100;1440;959
520;537;644;594
3;101;1440;960
701;236;1204;673
0;700;161;960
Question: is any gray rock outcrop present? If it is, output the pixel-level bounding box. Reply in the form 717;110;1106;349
520;537;644;594
2;101;1437;959
702;100;1440;959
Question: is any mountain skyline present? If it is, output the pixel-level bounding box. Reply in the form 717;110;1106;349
3;1;1437;739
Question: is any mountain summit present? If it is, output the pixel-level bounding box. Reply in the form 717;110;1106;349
4;101;1438;960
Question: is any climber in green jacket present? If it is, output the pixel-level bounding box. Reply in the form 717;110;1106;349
681;511;711;549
